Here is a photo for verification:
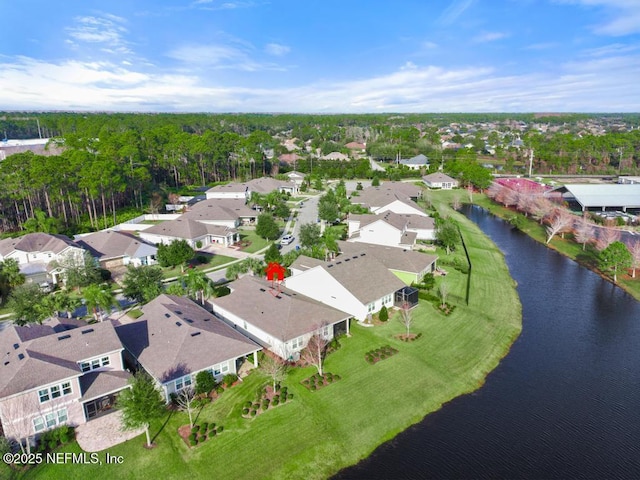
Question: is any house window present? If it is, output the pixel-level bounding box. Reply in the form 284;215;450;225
33;417;45;433
38;382;73;404
321;325;331;338
33;408;68;434
80;356;110;372
175;375;192;392
367;303;376;313
290;336;304;350
220;362;229;374
38;389;50;403
50;385;61;399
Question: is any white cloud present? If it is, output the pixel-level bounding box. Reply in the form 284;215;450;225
556;0;640;35
66;14;133;56
264;43;290;56
438;0;476;26
167;42;286;71
1;52;639;113
473;31;510;43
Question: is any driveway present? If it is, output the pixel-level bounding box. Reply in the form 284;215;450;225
75;410;145;452
281;194;321;254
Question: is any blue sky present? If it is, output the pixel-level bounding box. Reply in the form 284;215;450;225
1;0;639;112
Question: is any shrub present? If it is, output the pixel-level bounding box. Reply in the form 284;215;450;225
216;385;224;394
201;422;208;432
210;429;217;436
243;408;249;415
251;410;257;416
209;423;216;431
222;373;238;388
195;370;217;395
288;393;293;400
253;403;260;410
245;401;253;408
189;433;197;442
191;425;200;434
379;305;388;322
190;439;197;446
217;426;224;433
272;398;279;406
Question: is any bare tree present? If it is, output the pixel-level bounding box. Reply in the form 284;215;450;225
545;210;573;244
502;188;519;208
628;240;640;279
516;191;533;215
451;195;461;211
438;281;450;309
175;387;196;428
573;216;596;250
596;227;621;251
397;302;413;337
260;354;288;390
300;332;329;376
466;184;474;203
529;196;554;224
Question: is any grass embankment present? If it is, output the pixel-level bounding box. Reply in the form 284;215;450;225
10;193;522;480
472;193;640;301
238;228;271;254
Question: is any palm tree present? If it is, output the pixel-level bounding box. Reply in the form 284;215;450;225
184;268;214;305
83;284;117;321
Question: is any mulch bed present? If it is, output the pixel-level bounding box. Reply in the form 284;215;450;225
365;345;399;364
241;384;293;418
394;332;423;342
300;372;341;392
178;422;223;448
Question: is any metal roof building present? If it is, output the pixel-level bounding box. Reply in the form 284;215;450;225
546;184;640;212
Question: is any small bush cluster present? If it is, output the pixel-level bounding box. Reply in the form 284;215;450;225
397;332;423;342
365;345;399;364
438;303;456;316
222;373;238;388
241;385;292;418
187;422;222;447
35;426;75;452
300;373;341;392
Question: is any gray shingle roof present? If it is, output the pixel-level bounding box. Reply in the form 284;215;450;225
0;319;123;399
422;172;458;184
75;230;157;261
400;154;429;165
0;233;81;258
336;241;437;274
79;370;131;402
211;276;350;341
115;295;260;383
183;198;257;222
548;184;640;209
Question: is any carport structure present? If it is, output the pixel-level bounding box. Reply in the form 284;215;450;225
545;184;640;212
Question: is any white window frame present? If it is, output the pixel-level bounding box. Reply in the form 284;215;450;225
175;374;192;392
80;355;110;372
33;407;68;434
38;382;73;404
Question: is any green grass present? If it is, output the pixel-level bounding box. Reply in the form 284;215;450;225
238;229;271;253
160;255;236;279
9;191;522;480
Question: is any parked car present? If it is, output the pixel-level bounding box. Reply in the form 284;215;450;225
280;234;295;245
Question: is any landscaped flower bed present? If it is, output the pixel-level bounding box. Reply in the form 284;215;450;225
178;422;224;448
365;345;399;364
300;372;341;392
395;332;423;342
241;385;293;418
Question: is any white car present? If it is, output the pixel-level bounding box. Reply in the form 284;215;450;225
280;234;294;245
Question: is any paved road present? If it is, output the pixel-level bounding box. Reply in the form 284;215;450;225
280;194;321;254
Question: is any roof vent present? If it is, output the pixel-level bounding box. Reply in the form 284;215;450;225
175;310;182;315
352;256;358;259
336;261;342;265
345;258;350;262
185;319;193;324
164;313;171;318
327;264;333;268
58;334;71;341
3;361;8;366
13;343;19;350
259;288;266;292
18;353;24;360
190;332;201;337
360;253;366;257
175;321;182;327
81;328;94;335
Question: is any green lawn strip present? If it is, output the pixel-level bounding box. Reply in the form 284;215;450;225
238;229;271;253
20;191;521;480
160;255;236;279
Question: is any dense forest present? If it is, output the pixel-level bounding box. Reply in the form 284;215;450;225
0;112;639;235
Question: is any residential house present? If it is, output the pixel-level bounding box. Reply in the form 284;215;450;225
336;241;437;285
206;177;298;200
115;295;261;402
139;218;239;248
350;183;423;214
285;253;407;321
345;141;366;152
0;233;86;286
75;230;158;270
347;209;435;247
246;177;298;196
321;152;349;161
278;153;304;166
422;172;459;189
182;198;257;228
210;276;351;361
205;183;250;201
0;319;130;445
399;154;429;170
285;171;305;186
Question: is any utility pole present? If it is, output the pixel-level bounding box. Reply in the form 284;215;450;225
528;148;534;178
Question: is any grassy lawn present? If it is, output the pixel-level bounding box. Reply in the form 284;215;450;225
11;191;522;480
161;254;236;279
237;229;271;254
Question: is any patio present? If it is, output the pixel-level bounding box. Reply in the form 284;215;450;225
75;410;145;452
